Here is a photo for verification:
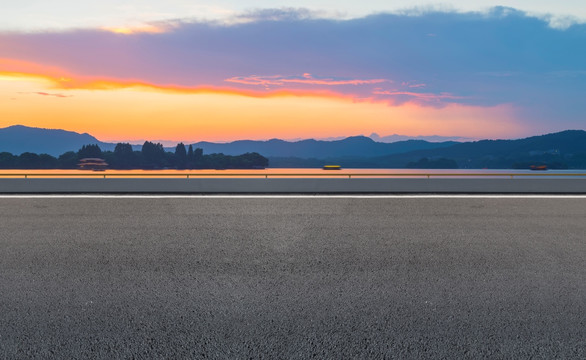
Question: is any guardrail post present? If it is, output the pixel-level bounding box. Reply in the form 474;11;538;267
265;175;268;179
348;175;351;179
187;175;190;179
427;175;430;179
24;174;27;179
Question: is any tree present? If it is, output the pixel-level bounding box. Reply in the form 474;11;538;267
58;151;79;169
78;144;102;159
0;152;16;169
193;147;203;168
141;141;166;168
114;143;133;154
38;154;58;169
17;152;41;168
237;152;268;168
113;143;136;169
187;145;194;169
0;145;270;170
175;143;187;169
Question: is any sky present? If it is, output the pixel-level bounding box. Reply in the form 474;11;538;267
0;1;585;143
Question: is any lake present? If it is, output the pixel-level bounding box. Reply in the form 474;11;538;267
0;168;585;178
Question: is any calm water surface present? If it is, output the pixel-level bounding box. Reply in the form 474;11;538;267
0;168;584;178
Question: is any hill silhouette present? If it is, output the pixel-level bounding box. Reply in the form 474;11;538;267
0;125;114;156
189;136;456;158
268;130;586;169
1;125;584;169
397;130;586;159
0;125;455;158
371;130;586;168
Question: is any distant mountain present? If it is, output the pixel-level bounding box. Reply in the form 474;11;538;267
0;125;457;158
0;125;114;156
189;136;457;158
377;130;586;164
2;125;583;169
369;133;473;143
269;130;586;169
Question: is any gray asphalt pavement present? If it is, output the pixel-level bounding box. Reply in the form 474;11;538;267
1;197;585;359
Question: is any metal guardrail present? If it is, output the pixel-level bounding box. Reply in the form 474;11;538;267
1;173;586;179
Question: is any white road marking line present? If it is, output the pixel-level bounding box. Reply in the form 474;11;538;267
0;195;585;199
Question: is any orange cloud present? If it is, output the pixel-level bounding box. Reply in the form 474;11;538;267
0;68;524;143
0;58;73;82
1;58;467;109
0;57;527;143
0;58;353;101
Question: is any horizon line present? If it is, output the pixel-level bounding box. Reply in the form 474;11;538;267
3;123;583;147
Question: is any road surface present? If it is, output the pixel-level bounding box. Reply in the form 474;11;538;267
1;196;584;358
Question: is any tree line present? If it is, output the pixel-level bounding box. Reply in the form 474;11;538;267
0;142;269;169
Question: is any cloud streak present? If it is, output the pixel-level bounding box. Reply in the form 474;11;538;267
372;90;464;104
33;92;71;98
2;66;354;102
225;73;388;86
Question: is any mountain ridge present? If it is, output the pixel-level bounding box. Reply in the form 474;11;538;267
187;136;457;158
268;130;586;169
0;125;116;156
0;125;456;157
1;125;584;169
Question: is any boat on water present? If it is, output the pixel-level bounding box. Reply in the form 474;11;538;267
323;165;341;170
78;158;108;171
530;165;548;171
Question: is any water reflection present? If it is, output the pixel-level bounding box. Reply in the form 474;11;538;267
0;168;584;179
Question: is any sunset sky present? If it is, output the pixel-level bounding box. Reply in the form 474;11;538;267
1;1;584;143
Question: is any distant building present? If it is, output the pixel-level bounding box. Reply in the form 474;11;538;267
529;149;560;156
78;158;108;170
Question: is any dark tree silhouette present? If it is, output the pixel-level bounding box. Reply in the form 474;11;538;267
141;141;166;168
38;154;58;169
0;152;16;169
193;147;203;168
175;143;187;169
187;145;194;169
113;143;136;169
0;144;269;169
114;143;133;155
78;144;102;159
18;152;41;168
237;152;269;168
58;151;78;168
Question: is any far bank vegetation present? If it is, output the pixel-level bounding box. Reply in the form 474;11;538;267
0;142;269;169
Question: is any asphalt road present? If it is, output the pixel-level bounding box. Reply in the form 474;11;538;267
1;197;585;359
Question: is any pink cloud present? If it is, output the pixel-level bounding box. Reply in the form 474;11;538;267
17;91;72;98
225;74;389;86
372;90;464;103
34;92;71;98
